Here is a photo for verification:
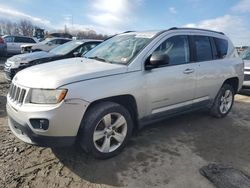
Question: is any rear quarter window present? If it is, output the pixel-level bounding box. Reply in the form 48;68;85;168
213;37;228;59
4;36;14;43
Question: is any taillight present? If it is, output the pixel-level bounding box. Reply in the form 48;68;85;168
0;37;5;44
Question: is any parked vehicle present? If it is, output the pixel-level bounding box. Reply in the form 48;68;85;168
0;36;7;57
6;28;244;159
21;38;71;53
2;35;38;55
4;40;102;80
240;47;250;88
237;46;250;55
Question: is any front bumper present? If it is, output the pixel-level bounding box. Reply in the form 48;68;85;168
7;95;89;147
8;116;76;147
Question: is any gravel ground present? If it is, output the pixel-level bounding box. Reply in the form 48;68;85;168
0;69;250;188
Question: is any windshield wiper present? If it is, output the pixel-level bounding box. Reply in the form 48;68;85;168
86;56;112;63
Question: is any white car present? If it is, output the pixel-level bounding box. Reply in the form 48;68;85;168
3;35;38;55
240;47;250;88
21;38;71;53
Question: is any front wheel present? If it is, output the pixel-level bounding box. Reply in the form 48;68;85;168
210;84;235;118
78;102;133;159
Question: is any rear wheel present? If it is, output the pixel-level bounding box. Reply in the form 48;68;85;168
210;84;235;118
78;102;133;159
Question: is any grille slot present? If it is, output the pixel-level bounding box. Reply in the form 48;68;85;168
244;74;250;81
8;83;27;104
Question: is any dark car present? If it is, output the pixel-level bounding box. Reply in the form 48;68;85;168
4;39;102;80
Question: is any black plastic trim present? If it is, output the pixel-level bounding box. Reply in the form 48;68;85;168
9;116;76;147
168;27;225;35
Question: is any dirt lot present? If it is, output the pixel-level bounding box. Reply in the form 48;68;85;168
0;68;250;188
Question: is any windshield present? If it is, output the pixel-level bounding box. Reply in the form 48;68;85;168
84;34;153;64
240;47;250;60
50;41;82;55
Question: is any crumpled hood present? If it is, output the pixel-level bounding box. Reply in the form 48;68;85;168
8;51;54;63
14;58;128;88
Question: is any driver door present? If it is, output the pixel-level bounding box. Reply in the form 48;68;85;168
145;35;196;116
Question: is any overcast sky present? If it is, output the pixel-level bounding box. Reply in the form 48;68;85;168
0;0;250;45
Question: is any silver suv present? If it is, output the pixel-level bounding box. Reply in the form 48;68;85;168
7;28;244;159
3;35;37;55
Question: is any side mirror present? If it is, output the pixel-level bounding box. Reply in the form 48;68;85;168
73;51;80;57
47;41;52;46
145;53;169;70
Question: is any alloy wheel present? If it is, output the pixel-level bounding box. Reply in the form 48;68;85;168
93;113;127;153
219;89;233;114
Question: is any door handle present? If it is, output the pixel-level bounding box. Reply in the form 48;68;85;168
183;68;194;74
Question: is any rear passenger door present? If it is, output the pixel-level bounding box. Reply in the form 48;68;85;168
193;35;228;106
145;35;196;115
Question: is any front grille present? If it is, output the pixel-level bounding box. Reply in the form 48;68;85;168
244;74;250;81
8;83;27;104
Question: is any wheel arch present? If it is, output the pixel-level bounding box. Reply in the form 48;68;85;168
84;95;139;132
223;77;239;93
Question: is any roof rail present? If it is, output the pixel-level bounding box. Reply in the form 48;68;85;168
168;27;225;35
103;31;136;41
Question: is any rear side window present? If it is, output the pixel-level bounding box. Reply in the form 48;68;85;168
213;38;228;59
194;36;213;62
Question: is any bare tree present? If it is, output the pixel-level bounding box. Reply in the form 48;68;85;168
0;19;109;40
13;23;20;35
19;20;33;36
6;21;13;35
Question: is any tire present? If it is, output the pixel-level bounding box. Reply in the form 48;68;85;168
210;84;235;118
78;102;133;159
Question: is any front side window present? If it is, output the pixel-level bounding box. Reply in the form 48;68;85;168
194;36;213;62
84;34;153;64
27;38;36;43
153;35;190;65
240;47;250;60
